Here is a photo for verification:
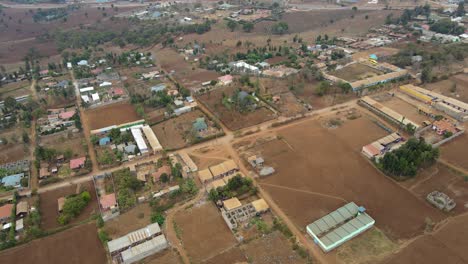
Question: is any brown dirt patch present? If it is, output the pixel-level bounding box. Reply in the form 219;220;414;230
331;63;383;82
39;132;88;158
424;73;468;104
255;117;445;240
84;101;140;130
203;246;247;264
374;95;427;125
440;133;468;171
197;86;276;130
141;248;183;264
39;181;99;231
0;223;107;264
104;203;152;239
174;202;237;263
242;231;307;264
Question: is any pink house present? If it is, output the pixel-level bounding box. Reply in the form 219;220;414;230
110;88;125;96
99;193;117;211
70;157;86;170
218;75;233;85
58;110;76;120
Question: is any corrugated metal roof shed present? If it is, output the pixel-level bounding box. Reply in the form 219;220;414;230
121;234;168;264
107;223;161;253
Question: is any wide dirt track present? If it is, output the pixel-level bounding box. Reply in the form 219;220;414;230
0;223;107;264
84;101;140;130
256;117;445;240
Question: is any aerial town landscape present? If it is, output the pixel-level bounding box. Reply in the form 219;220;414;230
0;0;467;263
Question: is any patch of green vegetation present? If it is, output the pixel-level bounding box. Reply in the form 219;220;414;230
57;191;91;225
208;174;257;201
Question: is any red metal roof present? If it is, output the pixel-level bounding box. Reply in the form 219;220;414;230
70;157;86;170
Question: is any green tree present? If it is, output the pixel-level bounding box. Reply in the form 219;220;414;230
271;22;289;35
22;131;29;143
315;81;330;96
421;66;432;83
151;212;165;225
243;22;254;32
160;173;169;183
227;20;237;32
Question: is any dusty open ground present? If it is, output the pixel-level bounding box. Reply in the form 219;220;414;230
0;80;32;99
242;230;307;264
373;93;428;125
331;63;383;82
84;101;140;130
197;86;276;130
251;116;445;240
174;202;237;263
141;248;183;264
104;202;152;238
39;131;88;158
151;109;214;150
439;133;468;171
0;127;30;164
0;223;107;264
39;180;99;230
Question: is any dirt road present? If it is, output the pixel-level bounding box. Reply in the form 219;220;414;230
28;79;39;191
69;69;99;173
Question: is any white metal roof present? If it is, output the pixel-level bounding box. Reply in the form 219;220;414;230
107;223;161;253
120;234;168;262
131;128;148;153
142;125;162;152
80;87;94;93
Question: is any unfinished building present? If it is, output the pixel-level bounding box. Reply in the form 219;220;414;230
426;191;456;212
221;197;270;229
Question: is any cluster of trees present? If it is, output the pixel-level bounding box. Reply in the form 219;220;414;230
208;175;257;201
315;34;336;45
429;19;465;35
232;49;273;64
226;19;254;33
379;138;439;178
271;22;289;35
385;5;431;25
57;191;91;225
45;19;214;51
114;169;143;211
222;89;257;113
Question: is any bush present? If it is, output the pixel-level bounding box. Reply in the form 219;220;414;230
96;216;104;228
98;230;109;243
151;213;165;226
57;191;91;225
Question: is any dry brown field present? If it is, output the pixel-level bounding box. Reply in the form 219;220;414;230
0;223;107;264
203;246;247;264
398;164;468;215
104;202;152;239
84;101;140;130
374;95;428;124
39;180;99;230
39;131;88;158
0;127;30;163
141;248;183;264
331;63;383;82
174;202;237;263
151;109;210;149
0;80;31;99
197;86;276;130
439;133;468;171
241;231;307;264
253;116;445;240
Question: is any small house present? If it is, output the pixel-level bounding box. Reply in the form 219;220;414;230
16;201;29;218
125;144;137;154
0;204;13;224
192;118;208;132
99;193;117;211
70;157;86;170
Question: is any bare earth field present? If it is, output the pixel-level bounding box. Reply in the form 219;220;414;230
152;110;209;150
374;95;427;125
439;133;468;171
399;164;468;215
84;101;140;130
39;131;88;158
331;63;383;82
0;80;32;99
203;247;247;264
174;202;237;263
141;248;183;264
0;127;29;163
241;231;307;264
197;86;276;130
254;117;445;240
0;223;107;264
104;203;152;239
39;181;99;230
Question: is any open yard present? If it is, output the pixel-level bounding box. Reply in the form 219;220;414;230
373;94;428;125
331;63;383;82
39;131;88;158
0;223;107;264
251;116;445;240
197;86;276;130
0;80;31;99
39;181;99;231
84;101;140;130
174;202;237;263
0;127;30;164
141;248;183;264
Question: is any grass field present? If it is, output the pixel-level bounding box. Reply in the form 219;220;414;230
331;63;383;82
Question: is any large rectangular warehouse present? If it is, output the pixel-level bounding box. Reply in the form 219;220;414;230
306;202;375;252
121;234;168;264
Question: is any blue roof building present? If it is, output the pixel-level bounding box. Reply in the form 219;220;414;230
193;118;208;132
99;137;111;146
1;173;25;188
369;54;378;61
